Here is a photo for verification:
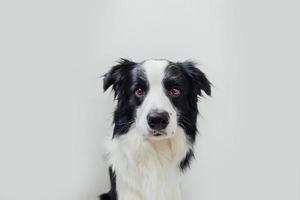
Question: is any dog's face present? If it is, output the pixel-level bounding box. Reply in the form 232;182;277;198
103;59;211;142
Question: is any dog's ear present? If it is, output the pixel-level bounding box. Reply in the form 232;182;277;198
180;61;211;96
103;58;136;97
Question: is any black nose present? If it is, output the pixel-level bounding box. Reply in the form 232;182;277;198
147;111;169;130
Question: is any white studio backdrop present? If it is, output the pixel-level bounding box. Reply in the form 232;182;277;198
0;0;299;200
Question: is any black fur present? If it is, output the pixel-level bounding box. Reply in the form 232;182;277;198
103;59;149;138
99;166;117;200
100;59;211;199
164;62;211;170
179;149;195;171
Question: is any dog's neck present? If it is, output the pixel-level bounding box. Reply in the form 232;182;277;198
106;127;190;200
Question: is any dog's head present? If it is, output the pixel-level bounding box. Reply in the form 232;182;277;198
103;59;211;142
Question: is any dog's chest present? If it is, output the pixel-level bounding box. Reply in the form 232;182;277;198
107;128;188;200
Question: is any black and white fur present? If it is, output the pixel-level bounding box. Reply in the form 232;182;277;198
100;59;211;200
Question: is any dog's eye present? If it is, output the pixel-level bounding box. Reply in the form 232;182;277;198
135;88;145;97
169;88;181;97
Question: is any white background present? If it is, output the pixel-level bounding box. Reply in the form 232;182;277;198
0;0;299;200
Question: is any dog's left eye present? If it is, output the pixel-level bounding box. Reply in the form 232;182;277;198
169;88;181;97
135;88;145;97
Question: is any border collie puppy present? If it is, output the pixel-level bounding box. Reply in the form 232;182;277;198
100;59;211;200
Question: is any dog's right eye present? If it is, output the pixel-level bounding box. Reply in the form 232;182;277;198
135;88;145;97
169;88;181;97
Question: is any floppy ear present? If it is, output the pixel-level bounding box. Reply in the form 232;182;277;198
180;61;211;96
103;58;136;97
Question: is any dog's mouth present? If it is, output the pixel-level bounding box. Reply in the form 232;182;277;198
149;130;167;137
152;131;165;136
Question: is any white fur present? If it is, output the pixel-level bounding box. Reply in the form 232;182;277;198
105;59;190;200
106;127;189;200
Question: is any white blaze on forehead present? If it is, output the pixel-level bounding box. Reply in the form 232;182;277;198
142;59;169;86
141;59;170;111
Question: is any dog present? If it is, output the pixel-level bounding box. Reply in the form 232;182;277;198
100;59;211;200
